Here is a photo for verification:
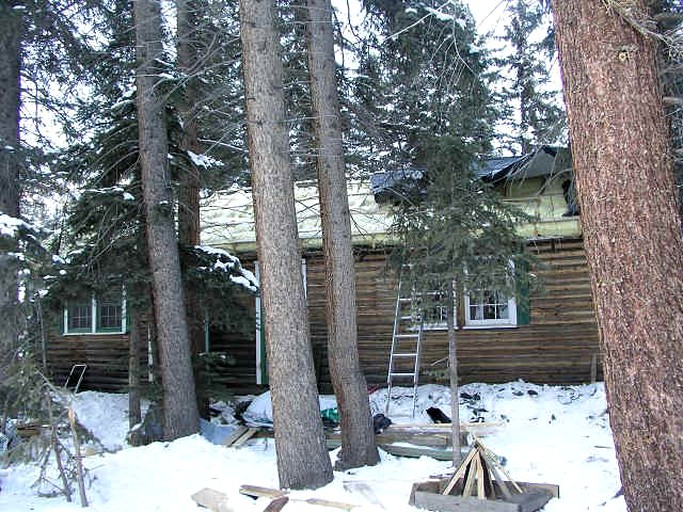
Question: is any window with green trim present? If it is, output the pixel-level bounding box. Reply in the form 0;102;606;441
64;289;127;335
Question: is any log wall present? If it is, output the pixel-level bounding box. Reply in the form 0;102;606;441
46;333;133;392
46;237;601;392
306;237;602;390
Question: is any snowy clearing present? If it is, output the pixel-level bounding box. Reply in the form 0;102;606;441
0;381;625;512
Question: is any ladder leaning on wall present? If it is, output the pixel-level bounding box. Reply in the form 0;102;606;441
385;280;424;417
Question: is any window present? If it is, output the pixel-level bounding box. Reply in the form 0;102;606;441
64;289;127;335
464;288;517;328
417;290;450;330
66;302;92;333
97;294;123;332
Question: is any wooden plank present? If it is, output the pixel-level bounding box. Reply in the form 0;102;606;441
240;485;286;500
239;485;357;511
191;488;233;512
232;428;259;447
342;481;384;509
222;426;249;447
413;491;519;512
263;497;289;512
442;447;479;495
519;482;560;499
507;490;553;512
476;453;485;499
379;444;453;461
462;452;481;498
480;451;513;500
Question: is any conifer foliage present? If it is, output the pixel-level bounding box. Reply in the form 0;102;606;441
493;0;565;153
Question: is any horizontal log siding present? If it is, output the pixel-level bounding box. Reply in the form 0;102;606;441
308;238;602;390
46;238;601;392
46;333;134;392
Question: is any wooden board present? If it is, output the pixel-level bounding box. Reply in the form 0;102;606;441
413;491;520;512
410;479;558;512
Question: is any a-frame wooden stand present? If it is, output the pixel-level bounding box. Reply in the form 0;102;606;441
410;439;559;512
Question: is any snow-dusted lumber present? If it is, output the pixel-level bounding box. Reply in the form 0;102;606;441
239;485;357;510
191;488;233;512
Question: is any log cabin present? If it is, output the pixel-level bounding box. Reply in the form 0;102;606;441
46;146;603;393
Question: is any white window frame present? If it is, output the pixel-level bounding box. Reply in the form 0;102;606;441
63;288;127;335
463;287;517;329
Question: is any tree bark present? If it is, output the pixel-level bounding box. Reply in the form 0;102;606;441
128;310;143;429
134;0;199;441
0;1;23;389
239;0;333;490
446;281;461;466
176;0;207;418
306;0;379;471
552;2;683;510
0;0;21;218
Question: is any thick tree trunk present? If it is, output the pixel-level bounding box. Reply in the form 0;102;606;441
176;0;207;418
306;0;379;471
134;0;199;441
0;1;23;386
176;0;202;251
0;0;21;218
239;0;333;490
552;2;683;510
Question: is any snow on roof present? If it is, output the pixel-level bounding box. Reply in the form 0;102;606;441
200;179;394;251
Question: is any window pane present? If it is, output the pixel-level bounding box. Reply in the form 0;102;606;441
68;303;92;331
97;295;122;330
419;290;448;327
468;289;512;322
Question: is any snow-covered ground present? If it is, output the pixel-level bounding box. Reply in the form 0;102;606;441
0;381;625;511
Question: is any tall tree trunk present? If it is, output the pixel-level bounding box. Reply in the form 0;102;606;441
446;281;461;466
0;0;21;219
176;0;208;418
128;310;142;429
552;2;683;510
306;0;379;471
0;1;23;388
239;0;333;490
134;0;199;441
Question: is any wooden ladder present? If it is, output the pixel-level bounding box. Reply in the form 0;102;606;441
385;280;423;417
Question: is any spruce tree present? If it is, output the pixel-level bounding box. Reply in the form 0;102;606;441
391;137;535;464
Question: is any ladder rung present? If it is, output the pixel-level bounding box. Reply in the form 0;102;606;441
394;334;419;339
390;372;417;377
393;352;417;357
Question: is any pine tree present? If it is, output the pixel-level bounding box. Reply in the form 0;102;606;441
391;136;535;463
239;0;334;489
306;0;379;470
134;0;199;440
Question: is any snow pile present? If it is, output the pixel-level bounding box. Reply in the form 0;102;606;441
0;382;625;511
